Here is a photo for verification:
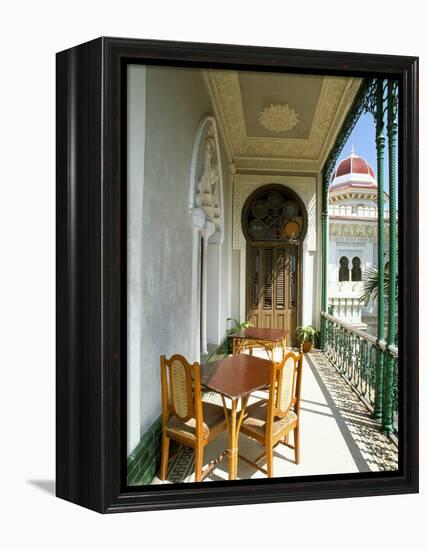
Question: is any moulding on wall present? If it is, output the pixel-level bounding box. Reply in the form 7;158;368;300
330;222;389;239
203;70;361;173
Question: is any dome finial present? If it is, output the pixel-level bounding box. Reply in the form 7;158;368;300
351;143;355;156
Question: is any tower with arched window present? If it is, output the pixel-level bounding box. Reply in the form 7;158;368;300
328;148;389;333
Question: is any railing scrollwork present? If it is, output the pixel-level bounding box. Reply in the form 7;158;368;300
322;313;398;440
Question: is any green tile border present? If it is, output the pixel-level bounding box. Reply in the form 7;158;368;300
127;416;162;486
127;336;231;486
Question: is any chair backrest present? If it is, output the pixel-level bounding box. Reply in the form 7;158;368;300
160;354;203;435
267;350;303;422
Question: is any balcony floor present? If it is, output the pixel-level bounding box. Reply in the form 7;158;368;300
152;348;398;484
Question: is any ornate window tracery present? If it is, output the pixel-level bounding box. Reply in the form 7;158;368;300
243;187;305;243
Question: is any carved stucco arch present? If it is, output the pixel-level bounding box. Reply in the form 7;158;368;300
189;115;224;243
189;115;225;356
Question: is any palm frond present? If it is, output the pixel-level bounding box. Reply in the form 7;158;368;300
359;265;394;305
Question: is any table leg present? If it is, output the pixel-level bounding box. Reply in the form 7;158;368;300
221;395;249;480
235;339;246;355
233;338;243;355
228;399;238;479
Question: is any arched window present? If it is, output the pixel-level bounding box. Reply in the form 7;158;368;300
351;256;362;281
339;256;350;282
242;186;306;243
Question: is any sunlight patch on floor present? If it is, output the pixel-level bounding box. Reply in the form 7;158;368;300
152;348;398;484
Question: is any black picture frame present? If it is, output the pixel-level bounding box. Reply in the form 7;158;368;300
56;37;419;513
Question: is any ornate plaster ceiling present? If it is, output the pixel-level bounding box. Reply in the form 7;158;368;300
203;70;362;173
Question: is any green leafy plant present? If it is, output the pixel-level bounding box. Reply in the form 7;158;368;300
359;264;398;305
226;318;253;336
296;325;317;344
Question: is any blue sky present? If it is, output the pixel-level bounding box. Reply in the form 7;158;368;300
338;112;377;173
333;111;396;196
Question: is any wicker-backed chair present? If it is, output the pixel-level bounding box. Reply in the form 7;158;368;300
238;350;303;477
159;354;227;482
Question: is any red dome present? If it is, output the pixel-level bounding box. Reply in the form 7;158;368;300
332;150;375;181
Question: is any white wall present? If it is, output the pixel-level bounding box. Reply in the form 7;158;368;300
127;65;232;445
127;65;146;453
3;2;426;547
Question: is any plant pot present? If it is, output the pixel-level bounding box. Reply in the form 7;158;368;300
302;340;313;353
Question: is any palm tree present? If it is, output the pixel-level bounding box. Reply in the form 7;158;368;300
359;264;397;305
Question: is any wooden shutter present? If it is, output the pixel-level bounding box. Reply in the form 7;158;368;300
289;245;297;308
252;248;260;307
263;248;273;310
275;248;285;309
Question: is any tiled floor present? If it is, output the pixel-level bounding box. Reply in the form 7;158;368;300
152;348;398;484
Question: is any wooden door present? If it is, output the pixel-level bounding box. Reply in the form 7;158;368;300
246;244;298;345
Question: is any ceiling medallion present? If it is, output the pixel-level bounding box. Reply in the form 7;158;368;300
258;103;300;133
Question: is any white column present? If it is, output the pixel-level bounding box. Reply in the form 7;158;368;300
207;235;222;347
200;222;215;354
191;227;201;362
191;208;206;360
239;247;246;322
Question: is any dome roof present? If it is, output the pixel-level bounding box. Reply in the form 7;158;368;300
330;147;377;190
334;154;375;179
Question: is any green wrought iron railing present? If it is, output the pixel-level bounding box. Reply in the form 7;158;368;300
322;312;398;440
391;351;398;436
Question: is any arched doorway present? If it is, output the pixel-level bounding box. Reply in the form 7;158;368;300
241;184;308;346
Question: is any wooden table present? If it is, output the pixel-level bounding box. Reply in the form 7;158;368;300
202;354;272;480
231;327;289;359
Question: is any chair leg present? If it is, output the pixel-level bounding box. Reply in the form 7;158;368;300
160;434;170;480
294;425;300;465
266;444;273;478
195;444;204;482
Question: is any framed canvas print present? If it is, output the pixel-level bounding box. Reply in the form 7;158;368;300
56;37;418;513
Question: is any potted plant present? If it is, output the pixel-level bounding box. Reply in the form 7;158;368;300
226;318;253;335
296;325;318;353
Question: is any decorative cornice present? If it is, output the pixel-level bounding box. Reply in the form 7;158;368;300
234;156;320;173
318;78;362;168
205;70;361;173
329;222;389;239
